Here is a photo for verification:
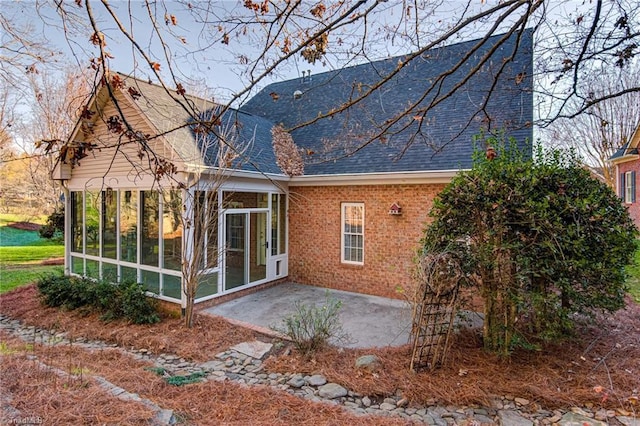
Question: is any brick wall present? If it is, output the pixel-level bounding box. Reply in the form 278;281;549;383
288;183;445;299
618;160;640;229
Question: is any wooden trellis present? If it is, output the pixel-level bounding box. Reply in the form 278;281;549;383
410;253;463;372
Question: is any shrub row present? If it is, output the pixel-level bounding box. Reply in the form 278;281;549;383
36;273;160;324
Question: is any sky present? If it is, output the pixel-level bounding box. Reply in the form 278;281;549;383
3;0;633;135
5;1;341;102
3;0;558;103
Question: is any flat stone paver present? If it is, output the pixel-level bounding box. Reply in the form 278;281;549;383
230;341;273;359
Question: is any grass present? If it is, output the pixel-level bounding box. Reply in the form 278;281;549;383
0;214;64;294
0;266;63;294
0;245;64;265
627;243;640;303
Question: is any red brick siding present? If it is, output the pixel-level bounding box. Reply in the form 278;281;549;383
618;160;640;229
288;184;445;299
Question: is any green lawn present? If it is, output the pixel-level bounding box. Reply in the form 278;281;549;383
627;244;640;303
0;265;63;293
0;245;65;265
0;215;64;294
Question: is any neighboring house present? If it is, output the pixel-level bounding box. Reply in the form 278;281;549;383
609;125;640;229
54;29;533;307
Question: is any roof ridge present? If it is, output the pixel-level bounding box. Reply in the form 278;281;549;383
255;28;534;91
113;71;216;108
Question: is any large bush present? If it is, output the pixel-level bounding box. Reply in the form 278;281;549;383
39;206;65;239
422;138;638;355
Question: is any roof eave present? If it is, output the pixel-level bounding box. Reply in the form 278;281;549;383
183;163;290;182
609;152;639;165
289;170;462;186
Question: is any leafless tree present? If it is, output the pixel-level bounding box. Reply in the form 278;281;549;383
180;106;251;328
27;70;91;210
0;70;91;214
0;88;15;161
545;64;640;186
1;4;61;89
0;1;636;174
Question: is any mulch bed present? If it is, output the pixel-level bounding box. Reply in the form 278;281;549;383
0;285;257;362
0;332;155;425
0;329;405;425
1;284;638;422
6;222;41;232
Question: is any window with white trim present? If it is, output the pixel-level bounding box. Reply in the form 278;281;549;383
341;202;364;264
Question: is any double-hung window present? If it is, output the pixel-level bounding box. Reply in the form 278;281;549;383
341;202;364;264
622;171;637;203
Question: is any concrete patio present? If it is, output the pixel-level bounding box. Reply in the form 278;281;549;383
202;282;413;348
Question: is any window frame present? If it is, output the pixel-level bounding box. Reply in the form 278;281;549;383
340;202;364;265
624;171;636;203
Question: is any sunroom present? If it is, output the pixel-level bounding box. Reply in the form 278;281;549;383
65;178;288;305
57;73;290;307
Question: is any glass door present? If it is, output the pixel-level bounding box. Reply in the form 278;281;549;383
225;213;246;290
250;212;267;283
224;211;268;291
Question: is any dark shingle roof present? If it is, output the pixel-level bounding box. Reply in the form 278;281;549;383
197;109;282;174
610;142;639;160
241;29;533;175
119;74;281;174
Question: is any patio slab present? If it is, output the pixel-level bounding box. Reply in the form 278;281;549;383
202;282;413;348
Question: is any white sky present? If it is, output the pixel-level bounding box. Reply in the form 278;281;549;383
4;0;562;102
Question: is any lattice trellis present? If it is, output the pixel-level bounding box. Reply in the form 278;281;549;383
410;253;463;372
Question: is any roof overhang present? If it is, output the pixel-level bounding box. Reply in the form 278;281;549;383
609;152;639;166
184;163;291;182
289;170;462;186
183;165;461;186
610;125;640;165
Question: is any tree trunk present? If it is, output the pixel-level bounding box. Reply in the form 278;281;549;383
481;260;516;355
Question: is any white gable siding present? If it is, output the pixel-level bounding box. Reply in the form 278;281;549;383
67;92;187;190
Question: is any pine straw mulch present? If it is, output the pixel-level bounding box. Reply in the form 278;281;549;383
264;298;640;413
0;330;405;425
0;285;256;362
1;284;639;422
0;332;155;425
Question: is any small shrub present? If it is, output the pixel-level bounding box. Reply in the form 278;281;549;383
37;273;90;309
145;367;204;386
91;280;119;312
117;281;160;324
272;294;348;356
36;272;159;324
165;372;206;386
